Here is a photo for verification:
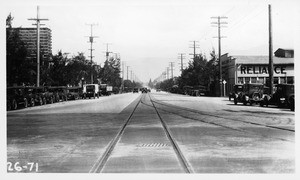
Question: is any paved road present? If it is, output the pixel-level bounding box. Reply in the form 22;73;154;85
7;92;294;173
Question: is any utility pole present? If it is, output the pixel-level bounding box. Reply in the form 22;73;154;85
169;62;175;79
189;41;199;60
85;23;98;84
178;53;186;73
268;4;274;95
166;67;169;79
127;66;129;80
28;6;48;87
211;16;228;97
103;43;113;61
130;70;133;81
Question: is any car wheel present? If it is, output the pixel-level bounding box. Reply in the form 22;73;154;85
24;98;28;108
39;98;43;106
12;99;18;110
234;98;237;105
31;98;35;107
260;102;264;107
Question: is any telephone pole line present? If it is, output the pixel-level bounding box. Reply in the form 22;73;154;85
211;16;228;97
103;43;113;61
189;41;200;60
28;6;48;87
169;62;175;79
127;66;130;80
268;4;274;95
166;67;169;79
178;53;186;73
85;23;98;84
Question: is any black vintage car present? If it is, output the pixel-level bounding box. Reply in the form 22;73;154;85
7;86;35;110
67;86;82;100
48;86;68;102
234;83;264;105
260;84;294;111
133;88;139;93
229;84;243;101
27;86;46;106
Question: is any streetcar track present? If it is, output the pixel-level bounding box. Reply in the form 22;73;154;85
150;95;294;133
89;94;142;173
146;94;194;173
141;94;293;142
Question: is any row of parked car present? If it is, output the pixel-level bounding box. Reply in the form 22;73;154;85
229;83;295;111
7;84;113;111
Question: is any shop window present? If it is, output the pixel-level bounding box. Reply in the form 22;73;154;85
280;77;286;84
274;77;278;84
251;77;257;83
287;77;294;84
245;77;250;83
238;77;244;84
258;77;264;84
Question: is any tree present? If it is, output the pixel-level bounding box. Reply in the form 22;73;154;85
6;13;31;86
6;13;13;28
99;57;121;87
148;79;154;89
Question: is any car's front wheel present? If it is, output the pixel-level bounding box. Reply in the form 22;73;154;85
24;98;28;108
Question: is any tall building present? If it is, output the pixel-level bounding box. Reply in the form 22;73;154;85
9;27;52;63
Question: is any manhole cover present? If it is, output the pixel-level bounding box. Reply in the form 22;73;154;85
137;143;170;147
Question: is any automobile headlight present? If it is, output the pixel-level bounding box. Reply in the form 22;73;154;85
245;96;249;101
280;98;285;101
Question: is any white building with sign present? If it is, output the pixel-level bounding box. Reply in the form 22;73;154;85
221;48;294;96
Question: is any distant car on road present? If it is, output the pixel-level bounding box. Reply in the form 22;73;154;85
133;88;139;93
83;84;100;99
141;87;148;93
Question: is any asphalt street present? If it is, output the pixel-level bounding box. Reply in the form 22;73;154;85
7;91;295;173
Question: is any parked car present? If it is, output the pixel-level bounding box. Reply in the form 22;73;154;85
67;86;82;100
7;86;34;110
48;86;68;102
234;83;264;105
229;84;243;101
83;84;100;99
260;84;294;111
141;87;148;93
133;88;139;93
28;86;47;106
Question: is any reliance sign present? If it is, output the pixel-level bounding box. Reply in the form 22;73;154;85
240;65;286;74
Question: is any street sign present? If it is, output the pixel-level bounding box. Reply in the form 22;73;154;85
223;80;227;84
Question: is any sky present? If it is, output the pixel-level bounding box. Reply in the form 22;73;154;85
1;0;299;83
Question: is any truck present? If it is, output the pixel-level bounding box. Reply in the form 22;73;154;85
83;84;100;99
